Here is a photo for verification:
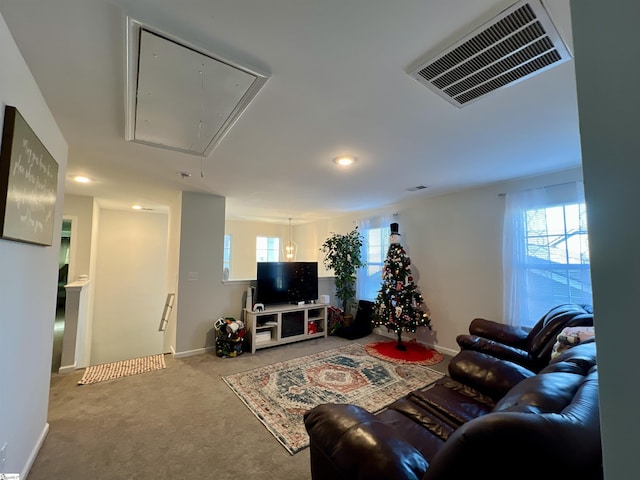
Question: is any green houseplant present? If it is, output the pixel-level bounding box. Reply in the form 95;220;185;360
320;228;366;312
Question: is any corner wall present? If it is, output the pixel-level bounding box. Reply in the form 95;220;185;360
163;192;182;354
0;12;68;477
174;192;227;355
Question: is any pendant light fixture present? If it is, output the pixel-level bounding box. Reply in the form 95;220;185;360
283;218;298;261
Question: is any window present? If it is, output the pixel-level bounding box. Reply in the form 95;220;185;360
356;217;393;301
256;236;280;262
503;182;592;328
223;234;231;279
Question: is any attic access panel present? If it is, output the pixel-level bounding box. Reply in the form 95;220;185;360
125;18;268;156
407;0;571;108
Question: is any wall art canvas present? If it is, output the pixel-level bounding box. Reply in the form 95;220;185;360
0;105;59;246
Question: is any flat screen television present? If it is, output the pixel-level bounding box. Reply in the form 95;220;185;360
255;262;319;306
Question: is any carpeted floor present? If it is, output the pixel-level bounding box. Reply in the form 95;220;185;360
29;333;451;480
223;343;443;454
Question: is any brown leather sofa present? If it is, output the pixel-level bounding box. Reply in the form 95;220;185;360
304;340;601;480
456;303;594;372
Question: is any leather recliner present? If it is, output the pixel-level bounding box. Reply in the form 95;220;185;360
455;303;594;371
304;340;601;480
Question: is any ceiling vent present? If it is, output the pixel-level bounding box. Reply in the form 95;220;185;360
125;18;269;156
407;0;571;108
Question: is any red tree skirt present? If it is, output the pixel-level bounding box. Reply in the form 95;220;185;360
364;339;444;366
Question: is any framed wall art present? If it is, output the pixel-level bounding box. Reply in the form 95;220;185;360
0;105;59;246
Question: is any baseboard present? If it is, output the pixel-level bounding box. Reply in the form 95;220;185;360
21;422;49;479
172;346;215;359
58;363;77;374
429;344;459;357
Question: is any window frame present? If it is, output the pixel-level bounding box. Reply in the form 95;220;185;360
256;235;280;262
503;182;592;328
356;218;392;302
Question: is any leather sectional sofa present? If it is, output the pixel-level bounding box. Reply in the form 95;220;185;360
304;338;601;480
456;303;594;371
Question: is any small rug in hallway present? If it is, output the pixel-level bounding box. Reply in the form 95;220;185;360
365;339;444;366
78;354;166;385
222;343;443;454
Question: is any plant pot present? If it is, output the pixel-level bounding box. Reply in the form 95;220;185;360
342;313;354;327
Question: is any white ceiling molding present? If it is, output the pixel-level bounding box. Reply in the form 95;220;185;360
125;17;269;156
408;0;571;108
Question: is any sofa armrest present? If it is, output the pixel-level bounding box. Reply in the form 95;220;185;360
456;334;536;369
448;350;535;400
304;404;428;480
467;318;528;347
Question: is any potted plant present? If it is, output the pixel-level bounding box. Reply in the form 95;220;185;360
320;228;366;314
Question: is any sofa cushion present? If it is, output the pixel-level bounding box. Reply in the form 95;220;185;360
304;403;428;480
406;378;494;428
493;342;598;415
448;350;536;401
377;400;450;460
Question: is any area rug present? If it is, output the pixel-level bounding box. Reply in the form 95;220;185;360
365;339;444;366
222;343;443;454
78;354;166;385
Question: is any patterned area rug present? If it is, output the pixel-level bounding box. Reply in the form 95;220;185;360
365;339;444;365
222;343;443;454
78;354;166;385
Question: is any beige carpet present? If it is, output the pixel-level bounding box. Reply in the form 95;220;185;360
78;354;166;385
28;334;450;480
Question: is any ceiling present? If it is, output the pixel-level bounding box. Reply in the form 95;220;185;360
0;0;580;223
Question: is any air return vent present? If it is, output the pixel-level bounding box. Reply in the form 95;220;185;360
407;0;571;108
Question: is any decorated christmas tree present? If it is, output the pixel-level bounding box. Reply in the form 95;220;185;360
373;223;432;350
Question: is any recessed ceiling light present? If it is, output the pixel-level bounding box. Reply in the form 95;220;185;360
73;176;91;183
333;155;357;166
132;205;143;210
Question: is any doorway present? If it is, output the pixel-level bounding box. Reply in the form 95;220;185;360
52;219;72;373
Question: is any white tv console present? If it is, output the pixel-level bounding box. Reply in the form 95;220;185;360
244;303;328;354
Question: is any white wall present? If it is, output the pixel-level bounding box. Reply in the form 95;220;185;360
90;209;168;364
62;194;95;282
571;1;639;477
222;168;583;356
0;12;68;477
224;220;290;279
292;168;583;355
224;218;343;279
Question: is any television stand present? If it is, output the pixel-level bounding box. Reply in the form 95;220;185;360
244;303;328;353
